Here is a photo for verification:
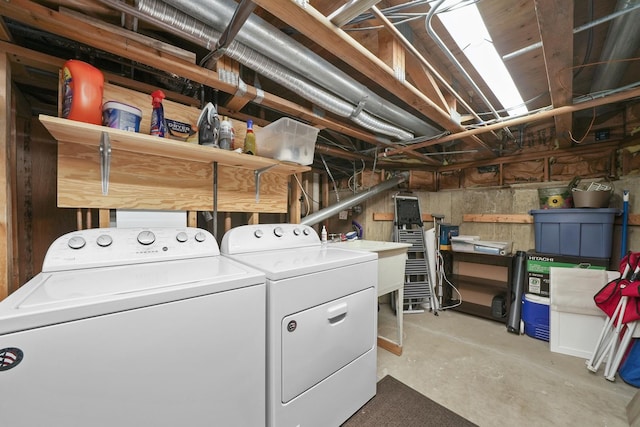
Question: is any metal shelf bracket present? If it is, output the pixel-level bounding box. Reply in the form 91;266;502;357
254;164;276;202
99;131;112;195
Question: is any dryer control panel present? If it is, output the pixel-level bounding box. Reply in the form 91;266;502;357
221;224;320;254
42;227;219;272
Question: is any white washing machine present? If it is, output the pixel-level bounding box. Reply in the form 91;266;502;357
221;223;378;427
0;227;266;427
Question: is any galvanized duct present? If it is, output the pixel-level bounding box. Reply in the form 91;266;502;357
591;0;640;93
300;173;408;226
140;0;441;138
133;0;414;140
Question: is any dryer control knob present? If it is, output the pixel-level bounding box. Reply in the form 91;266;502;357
194;231;207;242
137;230;156;245
176;231;188;243
68;236;86;250
96;234;113;247
303;228;310;235
274;226;284;237
254;229;264;238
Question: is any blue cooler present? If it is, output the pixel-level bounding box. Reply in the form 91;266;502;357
522;293;550;341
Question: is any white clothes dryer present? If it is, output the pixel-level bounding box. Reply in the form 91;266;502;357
0;227;266;427
221;223;378;427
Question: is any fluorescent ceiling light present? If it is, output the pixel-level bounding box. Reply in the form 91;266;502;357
437;1;528;117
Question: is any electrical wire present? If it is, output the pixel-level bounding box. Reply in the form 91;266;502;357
320;154;340;202
568;107;596;144
293;173;312;216
436;250;463;310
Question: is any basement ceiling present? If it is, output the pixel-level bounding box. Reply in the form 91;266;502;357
2;0;640;178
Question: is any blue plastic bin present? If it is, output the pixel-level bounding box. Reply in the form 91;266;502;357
529;208;618;258
522;293;550;341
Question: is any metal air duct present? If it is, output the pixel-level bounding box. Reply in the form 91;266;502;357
591;0;640;93
300;173;408;226
131;0;413;140
144;0;441;138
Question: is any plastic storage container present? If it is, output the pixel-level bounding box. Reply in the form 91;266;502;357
257;117;319;165
102;101;142;132
522;293;550;341
530;208;618;258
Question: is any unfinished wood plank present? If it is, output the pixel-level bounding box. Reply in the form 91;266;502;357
60;7;197;64
57;142;290;213
0;52;11;300
377;336;402;356
463;214;533;224
534;0;574;146
40;115;309;175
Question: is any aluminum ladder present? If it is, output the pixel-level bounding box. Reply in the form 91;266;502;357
393;195;436;314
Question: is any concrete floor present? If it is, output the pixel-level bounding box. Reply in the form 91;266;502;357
376;304;637;427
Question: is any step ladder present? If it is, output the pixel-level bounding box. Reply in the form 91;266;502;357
393;195;436;314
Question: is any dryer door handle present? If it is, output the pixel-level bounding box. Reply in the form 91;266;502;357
327;302;348;324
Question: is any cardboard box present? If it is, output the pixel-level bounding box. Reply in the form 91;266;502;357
526;251;609;296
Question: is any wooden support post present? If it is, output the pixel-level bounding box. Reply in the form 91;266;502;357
99;209;110;228
0;51;13;300
289;173;302;224
224;212;232;231
247;212;259;225
187;211;197;227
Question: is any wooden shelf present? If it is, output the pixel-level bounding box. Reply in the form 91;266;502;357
40;115;308;213
39;115;310;175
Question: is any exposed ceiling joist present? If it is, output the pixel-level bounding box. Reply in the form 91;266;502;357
534;0;574;147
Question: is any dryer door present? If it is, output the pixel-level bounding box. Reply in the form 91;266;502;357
281;286;376;403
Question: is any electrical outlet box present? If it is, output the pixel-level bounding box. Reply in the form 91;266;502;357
338;210;348;220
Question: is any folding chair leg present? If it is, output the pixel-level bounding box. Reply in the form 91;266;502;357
606;322;637;381
587;314;618;372
604;298;629;378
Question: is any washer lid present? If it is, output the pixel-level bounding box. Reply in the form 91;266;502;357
0;256;264;335
226;246;377;280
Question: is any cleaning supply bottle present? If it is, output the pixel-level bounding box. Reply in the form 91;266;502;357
244;119;256;155
321;225;328;245
150;90;166;137
61;59;104;125
219;116;234;150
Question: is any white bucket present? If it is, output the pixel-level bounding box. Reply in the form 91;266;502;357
102;101;142;132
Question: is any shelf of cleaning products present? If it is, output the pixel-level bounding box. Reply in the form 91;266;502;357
39;115;310;175
40;115;301;213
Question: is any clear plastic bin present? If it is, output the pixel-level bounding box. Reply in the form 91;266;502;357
257;117;319;165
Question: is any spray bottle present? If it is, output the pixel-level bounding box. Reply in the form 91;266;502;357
321;225;328;245
219;116;234;150
150;90;166;137
244;119;256;155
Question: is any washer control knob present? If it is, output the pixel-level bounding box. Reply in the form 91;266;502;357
96;234;113;247
68;236;86;250
137;230;156;245
254;229;264;238
274;226;284;237
194;231;206;242
303;228;310;236
293;228;301;236
176;231;188;243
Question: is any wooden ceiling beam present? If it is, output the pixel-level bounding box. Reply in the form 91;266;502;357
251;0;454;129
0;0;414;157
534;0;574;148
384;85;640;156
